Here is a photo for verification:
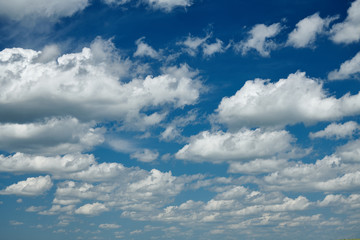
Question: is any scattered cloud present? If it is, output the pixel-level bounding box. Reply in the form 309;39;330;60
202;39;229;57
0;175;53;196
134;37;161;59
144;0;193;12
309;121;359;139
10;220;24;226
75;202;109;215
286;13;335;48
99;223;121;229
131;149;159;162
235;23;282;57
330;0;360;44
328;51;360;80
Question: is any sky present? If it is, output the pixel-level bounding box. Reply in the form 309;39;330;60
0;0;360;239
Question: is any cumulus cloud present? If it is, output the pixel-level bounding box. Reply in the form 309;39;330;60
134;37;160;59
286;13;335;48
330;0;360;44
202;39;229;57
75;202;109;215
0;175;52;196
215;71;360;129
0;38;202;129
179;34;210;56
0;0;89;21
235;23;281;57
0;153;95;175
131;149;159;162
328;51;360;80
337;139;360;162
228;159;290;174
310;121;359;139
99;223;121;229
175;128;295;163
0;117;104;155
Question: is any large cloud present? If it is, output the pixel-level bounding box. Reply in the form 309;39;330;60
215;71;360;129
0;175;53;196
175;128;295;163
330;0;360;44
0;38;202;128
328;51;360;80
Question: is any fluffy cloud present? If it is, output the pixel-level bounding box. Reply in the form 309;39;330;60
75;202;109;215
175;128;294;163
202;39;228;57
0;0;89;20
328;51;360;80
235;23;281;57
0;38;202;129
0;153;95;175
133;37;160;59
145;0;193;12
215;71;360;129
228;159;290;174
130;149;159;162
179;34;210;56
309;121;359;139
0;175;52;196
336;139;360;162
0;117;104;155
330;0;360;44
286;13;335;48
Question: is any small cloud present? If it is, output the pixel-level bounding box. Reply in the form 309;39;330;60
131;149;159;162
75;202;109;215
99;223;121;229
10;220;23;226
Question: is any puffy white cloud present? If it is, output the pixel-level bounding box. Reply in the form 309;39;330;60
175;128;295;163
286;13;335;48
310;121;359;139
228;159;290;174
0;153;95;175
0;117;104;155
134;37;160;59
179;34;210;56
75;202;109;215
328;51;360;80
99;223;121;229
0;0;89;20
215;71;360;129
318;194;360;209
235;23;281;57
0;38;202;129
330;0;360;44
337;139;360;162
202;39;228;57
0;175;52;196
131;149;159;162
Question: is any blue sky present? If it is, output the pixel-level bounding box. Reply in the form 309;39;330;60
1;0;360;239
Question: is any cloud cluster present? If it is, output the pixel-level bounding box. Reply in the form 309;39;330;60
0;175;52;196
328;51;360;80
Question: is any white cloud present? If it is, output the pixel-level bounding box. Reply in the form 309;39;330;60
180;34;210;56
10;220;24;226
328;51;360;80
235;23;281;57
228;159;290;174
131;149;159;162
0;175;52;196
134;37;160;59
0;0;89;20
145;0;192;12
175;128;294;163
0;153;95;175
330;0;360;44
286;13;335;48
337;139;360;162
75;202;109;215
99;223;121;229
215;71;360;129
0;38;203;129
0;117;104;155
202;39;228;57
310;121;359;139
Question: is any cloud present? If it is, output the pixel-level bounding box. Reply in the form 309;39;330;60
10;220;24;226
330;0;360;44
0;175;52;196
144;0;193;12
134;37;161;59
286;13;335;48
131;149;159;162
0;0;89;21
336;139;360;162
99;223;121;229
175;128;295;163
235;23;281;57
75;202;109;215
0;153;95;175
0;38;203;129
215;71;360;129
202;39;229;57
228;159;290;174
328;51;360;80
179;34;210;56
309;121;359;139
0;117;104;155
